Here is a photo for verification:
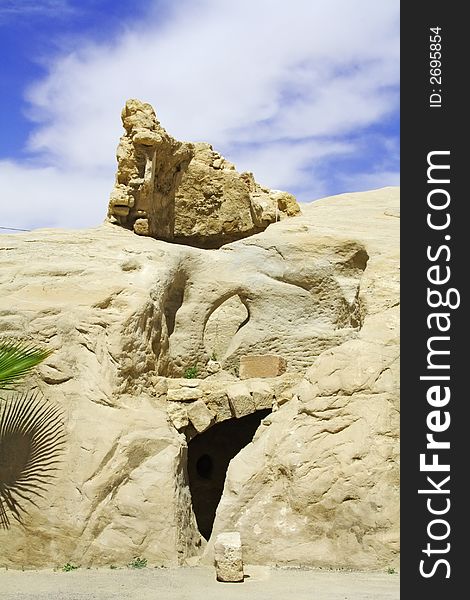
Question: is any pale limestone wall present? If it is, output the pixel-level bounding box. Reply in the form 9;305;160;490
0;187;399;570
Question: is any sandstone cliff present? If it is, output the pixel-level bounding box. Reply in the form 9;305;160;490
107;99;300;248
0;186;399;571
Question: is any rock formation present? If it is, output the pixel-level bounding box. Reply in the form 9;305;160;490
1;164;399;568
107;99;300;248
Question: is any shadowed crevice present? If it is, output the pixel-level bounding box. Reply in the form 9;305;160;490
187;409;270;540
163;271;187;337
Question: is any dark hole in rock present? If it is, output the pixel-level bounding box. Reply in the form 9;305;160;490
196;454;213;479
187;409;270;541
342;248;369;272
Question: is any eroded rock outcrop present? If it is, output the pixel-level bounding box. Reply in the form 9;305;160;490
0;187;399;571
107;99;300;248
204;189;400;570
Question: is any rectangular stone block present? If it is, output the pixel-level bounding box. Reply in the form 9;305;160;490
239;355;287;379
226;382;255;418
214;532;244;583
166;387;203;402
179;380;200;388
204;390;233;422
248;380;274;410
167;378;200;389
187;400;215;433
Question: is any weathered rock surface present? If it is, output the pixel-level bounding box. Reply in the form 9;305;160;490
0;186;399;570
203;188;400;570
107;99;300;248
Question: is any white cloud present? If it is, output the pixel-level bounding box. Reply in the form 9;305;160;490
229;139;355;193
338;170;400;195
2;0;399;229
0;160;112;230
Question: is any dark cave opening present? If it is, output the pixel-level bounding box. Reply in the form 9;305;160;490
187;409;270;541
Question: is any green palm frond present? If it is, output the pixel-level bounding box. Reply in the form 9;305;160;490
0;391;65;529
0;338;51;390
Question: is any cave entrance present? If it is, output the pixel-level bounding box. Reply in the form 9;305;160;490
187;409;270;540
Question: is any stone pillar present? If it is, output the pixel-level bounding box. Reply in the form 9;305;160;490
214;531;244;583
107;99;193;240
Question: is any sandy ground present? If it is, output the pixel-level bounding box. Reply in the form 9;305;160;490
0;565;399;599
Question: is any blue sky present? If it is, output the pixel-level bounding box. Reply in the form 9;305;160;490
0;0;399;231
